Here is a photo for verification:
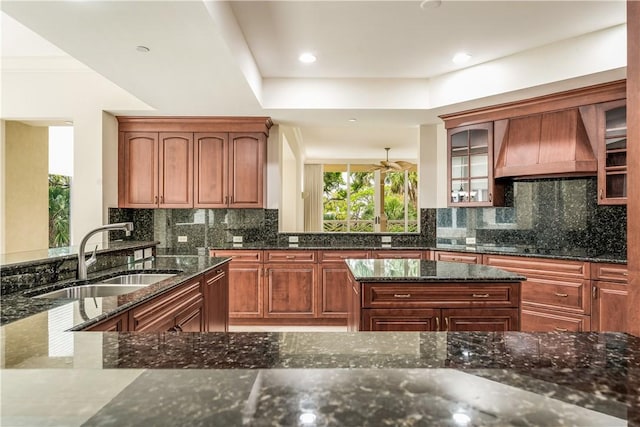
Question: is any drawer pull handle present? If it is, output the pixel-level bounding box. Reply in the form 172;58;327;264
435;317;440;331
445;317;449;331
554;327;568;332
393;294;411;298
622;272;629;276
472;293;489;298
285;255;295;259
555;293;568;298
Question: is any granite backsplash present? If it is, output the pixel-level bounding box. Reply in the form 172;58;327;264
437;177;626;259
109;177;625;259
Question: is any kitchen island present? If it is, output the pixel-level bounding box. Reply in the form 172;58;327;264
346;259;524;332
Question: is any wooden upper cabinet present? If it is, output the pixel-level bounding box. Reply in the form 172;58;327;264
117;116;271;209
119;132;158;208
447;122;503;207
159;133;193;208
595;99;627;205
194;133;228;207
229;133;265;208
119;132;193;208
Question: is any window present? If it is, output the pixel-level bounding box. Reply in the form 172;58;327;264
322;164;418;233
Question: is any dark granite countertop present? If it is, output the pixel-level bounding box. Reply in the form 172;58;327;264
346;259;525;282
199;243;627;264
1;325;638;426
0;240;160;268
0;255;230;328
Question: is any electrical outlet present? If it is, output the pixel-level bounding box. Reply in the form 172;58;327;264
134;249;143;261
289;236;299;243
232;236;243;243
144;248;153;259
178;235;188;243
466;237;476;245
381;236;392;243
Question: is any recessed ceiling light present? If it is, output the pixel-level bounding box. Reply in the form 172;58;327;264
348;118;357;122
298;52;316;63
136;45;150;53
452;52;471;64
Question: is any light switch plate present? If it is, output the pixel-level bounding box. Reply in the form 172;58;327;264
381;236;392;243
289;236;299;243
178;236;188;243
466;237;476;245
232;236;243;243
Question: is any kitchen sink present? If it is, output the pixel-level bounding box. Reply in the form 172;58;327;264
96;273;176;285
35;284;148;299
33;273;177;299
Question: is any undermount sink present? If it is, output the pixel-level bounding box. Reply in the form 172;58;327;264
96;273;176;285
34;273;177;299
35;284;148;299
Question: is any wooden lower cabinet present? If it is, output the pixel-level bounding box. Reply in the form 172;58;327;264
85;312;129;332
432;251;481;264
204;264;229;332
591;262;629;331
211;250;263;319
129;276;205;332
521;307;590;332
265;263;316;318
318;250;370;319
354;280;521;332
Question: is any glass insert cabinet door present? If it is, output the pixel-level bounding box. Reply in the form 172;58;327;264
597;99;627;205
447;122;494;206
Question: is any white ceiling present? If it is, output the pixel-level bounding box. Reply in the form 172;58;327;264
0;0;627;162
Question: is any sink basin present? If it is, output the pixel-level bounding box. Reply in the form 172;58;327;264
96;273;176;285
35;284;147;299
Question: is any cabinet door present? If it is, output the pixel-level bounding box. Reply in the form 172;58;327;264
158;132;193;208
597;99;627;205
448;122;500;207
119;132;158;207
265;263;316;318
318;263;350;318
229;133;265;207
443;308;519;332
228;262;263;318
361;309;440;331
592;281;628;331
194;133;228;207
175;297;205;332
204;265;229;332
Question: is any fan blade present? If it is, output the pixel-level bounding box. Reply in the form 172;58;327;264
395;161;416;170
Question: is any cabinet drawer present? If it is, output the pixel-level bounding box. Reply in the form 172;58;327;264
320;250;370;262
371;250;423;259
265;250;316;263
433;251;481;264
483;255;589;279
210;250;263;263
591;263;628;283
521;307;591;332
362;283;519;309
521;277;590;314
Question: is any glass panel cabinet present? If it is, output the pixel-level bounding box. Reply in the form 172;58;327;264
597;99;627;205
448;122;499;207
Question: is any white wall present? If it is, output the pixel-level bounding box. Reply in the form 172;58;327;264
1;67;150;248
277;125;305;231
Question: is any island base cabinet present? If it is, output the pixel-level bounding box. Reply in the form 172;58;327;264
362;309;439;331
204;264;229;332
360;308;519;332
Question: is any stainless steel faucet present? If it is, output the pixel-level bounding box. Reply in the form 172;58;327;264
77;222;134;280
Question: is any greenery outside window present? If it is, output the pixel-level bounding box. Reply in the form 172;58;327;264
322;164;418;233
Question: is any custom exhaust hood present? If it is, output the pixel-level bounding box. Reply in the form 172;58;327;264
494;108;597;179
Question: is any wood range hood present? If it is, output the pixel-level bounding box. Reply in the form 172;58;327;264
494;108;597;179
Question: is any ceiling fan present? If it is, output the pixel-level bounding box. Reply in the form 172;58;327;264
368;147;416;172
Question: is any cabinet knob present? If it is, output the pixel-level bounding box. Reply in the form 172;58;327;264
489;192;493;203
154;196;158;204
160;195;164;204
435;316;440;331
445;317;449;331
